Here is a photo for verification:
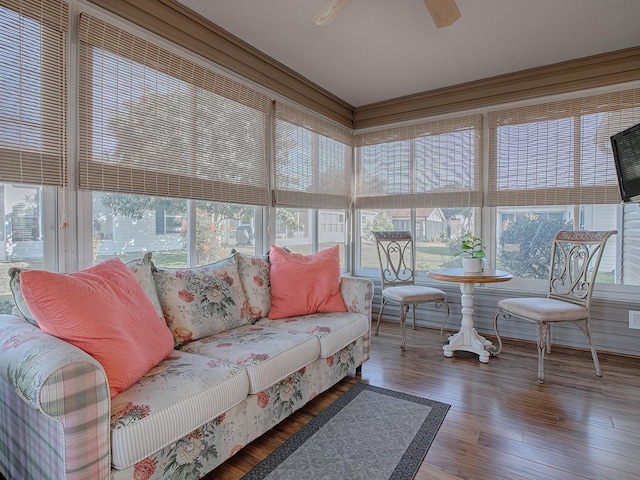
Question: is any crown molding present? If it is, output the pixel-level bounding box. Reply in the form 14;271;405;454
355;46;640;129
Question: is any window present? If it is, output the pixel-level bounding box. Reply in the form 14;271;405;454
78;13;270;205
0;1;68;188
275;208;347;268
92;193;187;266
276;208;311;253
194;201;257;266
0;183;46;313
355;115;483;209
92;193;258;267
274;103;352;210
93;209;113;241
319;209;347;268
355;115;483;276
80;14;269;268
359;208;475;274
489;87;640;287
320;211;344;234
155;210;183;235
272;104;352;270
0;1;68;312
495;204;623;284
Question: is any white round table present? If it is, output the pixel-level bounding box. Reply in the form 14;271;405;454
427;268;513;363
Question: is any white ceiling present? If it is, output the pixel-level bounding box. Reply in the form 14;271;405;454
178;0;640;107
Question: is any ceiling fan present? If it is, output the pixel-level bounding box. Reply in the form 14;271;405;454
312;0;461;28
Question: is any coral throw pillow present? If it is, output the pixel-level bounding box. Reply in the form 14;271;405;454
268;244;346;320
20;258;174;398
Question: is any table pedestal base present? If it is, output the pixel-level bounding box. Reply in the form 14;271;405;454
443;329;492;363
442;281;492;363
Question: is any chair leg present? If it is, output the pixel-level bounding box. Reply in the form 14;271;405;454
375;298;388;336
536;322;549;384
400;304;409;351
492;310;507;355
546;325;552;354
438;300;450;340
580;319;602;377
412;304;417;330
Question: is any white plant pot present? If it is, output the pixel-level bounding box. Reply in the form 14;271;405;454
463;257;483;273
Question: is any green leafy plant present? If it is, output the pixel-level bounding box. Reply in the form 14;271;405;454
454;233;486;259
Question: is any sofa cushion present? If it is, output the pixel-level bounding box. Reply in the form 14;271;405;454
268;244;346;320
179;324;320;393
235;252;271;321
19;258;175;398
125;252;164;319
110;350;249;470
153;255;249;346
260;312;369;358
8;267;38;327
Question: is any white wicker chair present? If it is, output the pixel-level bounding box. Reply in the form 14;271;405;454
493;230;617;383
372;231;450;350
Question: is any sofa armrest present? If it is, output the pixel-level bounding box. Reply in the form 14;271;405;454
0;314;111;479
340;276;374;321
340;276;373;364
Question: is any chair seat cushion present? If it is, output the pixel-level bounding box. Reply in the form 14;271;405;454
498;297;588;322
383;285;445;304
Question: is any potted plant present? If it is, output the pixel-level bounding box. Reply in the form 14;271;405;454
454;233;486;273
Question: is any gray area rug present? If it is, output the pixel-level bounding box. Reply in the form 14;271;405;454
241;382;450;480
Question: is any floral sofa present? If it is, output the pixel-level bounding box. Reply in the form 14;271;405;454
0;248;373;480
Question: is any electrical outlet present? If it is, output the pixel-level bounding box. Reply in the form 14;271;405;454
629;311;640;329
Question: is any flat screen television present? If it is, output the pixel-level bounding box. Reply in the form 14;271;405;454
611;121;640;203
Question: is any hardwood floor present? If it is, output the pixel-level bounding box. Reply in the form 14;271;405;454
208;321;640;479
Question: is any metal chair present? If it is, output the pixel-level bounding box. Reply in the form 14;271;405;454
493;230;617;384
372;231;450;350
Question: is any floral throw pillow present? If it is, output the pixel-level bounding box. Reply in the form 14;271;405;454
8;267;39;327
236;252;271;321
153;255;249;346
126;252;165;320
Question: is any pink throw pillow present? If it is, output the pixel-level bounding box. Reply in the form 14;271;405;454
20;258;174;398
268;245;346;320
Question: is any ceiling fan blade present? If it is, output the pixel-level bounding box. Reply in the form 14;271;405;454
312;0;351;26
422;0;461;28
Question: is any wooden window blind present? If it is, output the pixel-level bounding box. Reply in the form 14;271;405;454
0;0;68;187
354;115;483;209
274;102;353;209
78;13;271;205
488;88;640;206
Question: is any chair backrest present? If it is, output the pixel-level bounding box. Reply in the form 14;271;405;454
547;230;617;308
371;231;416;289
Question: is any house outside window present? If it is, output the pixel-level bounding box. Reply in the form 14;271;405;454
319;209;347;268
155;210;183;235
